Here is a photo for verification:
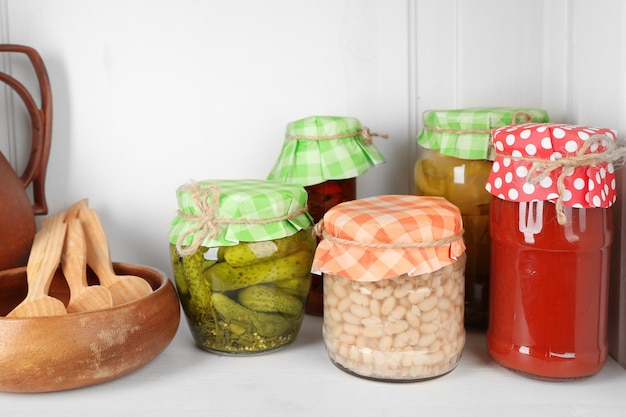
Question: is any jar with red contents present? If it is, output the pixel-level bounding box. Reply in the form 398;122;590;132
485;122;618;380
267;116;386;315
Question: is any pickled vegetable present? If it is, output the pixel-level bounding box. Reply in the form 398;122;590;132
223;228;315;267
208;250;314;292
274;275;311;298
170;228;314;355
238;285;303;315
181;246;212;312
212;293;293;337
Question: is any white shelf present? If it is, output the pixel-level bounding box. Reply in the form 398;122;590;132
4;314;626;416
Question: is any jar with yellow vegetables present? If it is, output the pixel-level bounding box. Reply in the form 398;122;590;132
167;179;316;355
414;107;549;328
267;115;386;316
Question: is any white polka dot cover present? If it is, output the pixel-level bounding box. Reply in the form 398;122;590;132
485;123;618;209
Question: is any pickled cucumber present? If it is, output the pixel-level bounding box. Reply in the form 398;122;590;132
274;275;311;299
223;229;315;267
207;250;314;292
237;285;303;315
169;243;188;296
211;293;292;337
181;246;212;312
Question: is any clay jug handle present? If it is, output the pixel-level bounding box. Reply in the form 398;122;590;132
0;44;52;215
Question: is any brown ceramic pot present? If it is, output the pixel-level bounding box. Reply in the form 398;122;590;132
0;44;53;270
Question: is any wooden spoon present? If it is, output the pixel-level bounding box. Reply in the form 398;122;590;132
7;212;68;317
78;207;153;305
62;214;114;313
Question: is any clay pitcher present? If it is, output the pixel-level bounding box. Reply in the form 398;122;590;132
0;45;52;271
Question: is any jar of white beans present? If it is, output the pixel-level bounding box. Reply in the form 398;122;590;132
312;195;466;382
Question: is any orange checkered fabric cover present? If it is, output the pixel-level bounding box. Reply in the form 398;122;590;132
312;195;466;281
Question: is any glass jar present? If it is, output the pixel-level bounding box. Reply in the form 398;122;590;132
313;195;467;381
267;115;386;316
167;179;315;355
415;107;549;328
304;178;356;315
485;123;618;380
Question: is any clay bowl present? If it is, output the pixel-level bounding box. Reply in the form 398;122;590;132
0;262;180;393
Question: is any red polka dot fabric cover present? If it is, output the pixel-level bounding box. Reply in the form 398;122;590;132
485;123;618;208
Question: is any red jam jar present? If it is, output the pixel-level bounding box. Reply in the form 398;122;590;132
485;123;618;380
267;116;386;315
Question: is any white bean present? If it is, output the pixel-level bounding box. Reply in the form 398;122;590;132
369;298;381;316
322;256;466;381
350;303;371;319
378;335;393;351
349;291;370;307
337;296;352;313
420;307;440;323
418;294;438;312
372;285;393;300
381;296;397;315
342;311;361;325
390;305;407;320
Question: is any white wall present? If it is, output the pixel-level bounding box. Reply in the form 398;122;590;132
1;0;625;277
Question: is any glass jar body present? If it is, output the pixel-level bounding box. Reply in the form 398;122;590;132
487;197;612;379
170;228;316;355
322;254;466;381
414;146;492;328
304;178;356;316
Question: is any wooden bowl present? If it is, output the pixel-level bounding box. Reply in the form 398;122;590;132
0;262;180;393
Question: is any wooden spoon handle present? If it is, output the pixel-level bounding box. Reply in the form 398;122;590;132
24;212;67;301
62;217;88;296
78;207;116;283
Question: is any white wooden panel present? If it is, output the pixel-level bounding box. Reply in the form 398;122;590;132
3;0;626;277
568;0;626;130
416;0;558;117
539;0;570;123
1;0;411;273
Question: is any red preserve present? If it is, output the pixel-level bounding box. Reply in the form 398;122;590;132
485;122;618;380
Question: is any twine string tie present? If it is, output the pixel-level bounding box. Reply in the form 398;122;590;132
286;126;389;145
314;220;464;249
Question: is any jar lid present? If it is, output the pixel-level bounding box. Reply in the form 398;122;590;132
312;195;466;281
486;123;619;222
168;179;313;255
267;115;386;186
417;107;550;160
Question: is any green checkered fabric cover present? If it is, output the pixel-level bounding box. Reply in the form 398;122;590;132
417;107;550;160
267;115;386;186
168;179;313;251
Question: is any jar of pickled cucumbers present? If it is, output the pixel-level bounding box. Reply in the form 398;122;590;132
312;195;467;381
414;107;549;328
167;179;316;355
486;123;619;380
268;115;386;316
